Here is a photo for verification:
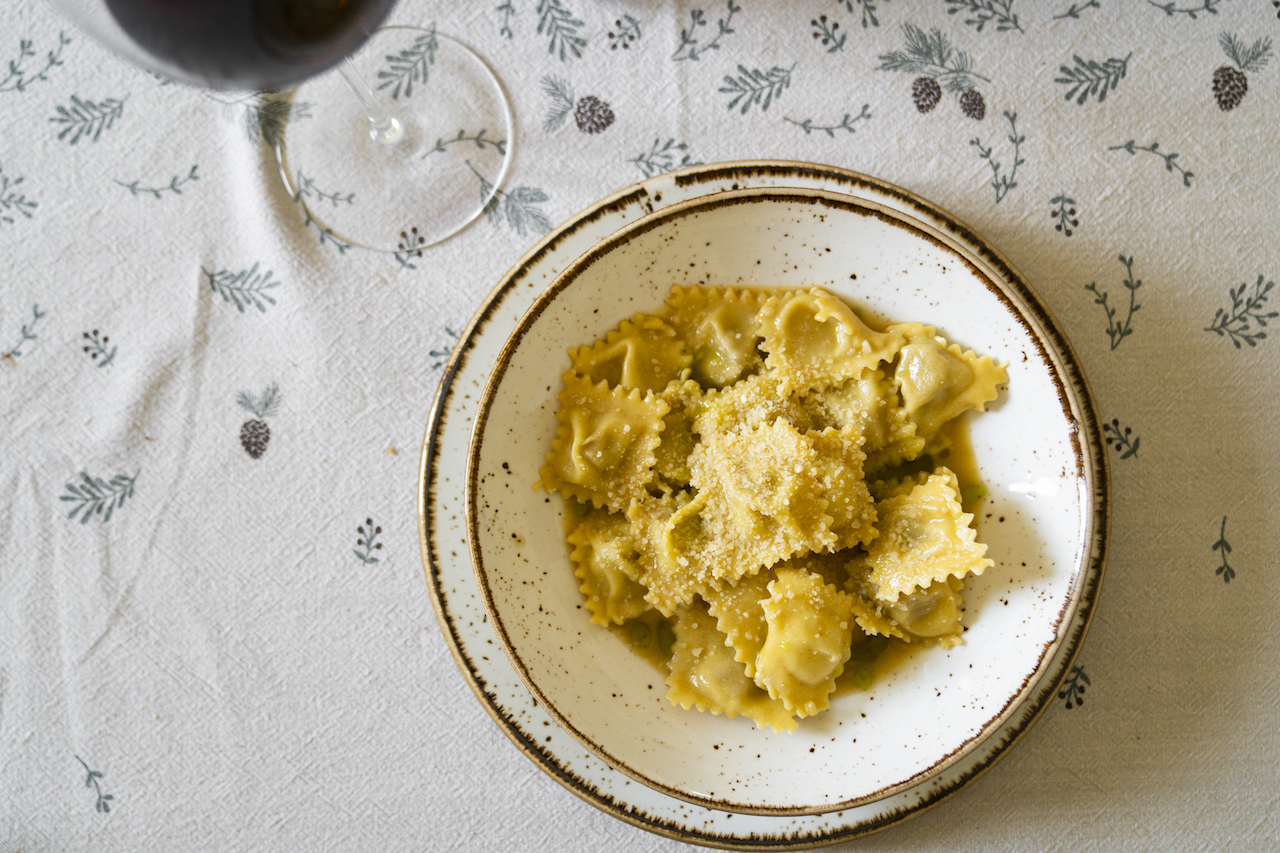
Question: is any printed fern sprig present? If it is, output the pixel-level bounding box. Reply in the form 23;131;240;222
1103;418;1140;459
50;95;127;144
629;138;702;177
75;756;113;813
674;1;741;61
970;110;1024;202
377;28;438;99
1147;0;1224;18
0;32;70;93
1204;274;1276;348
1219;32;1272;72
1084;254;1142;350
1056;53;1131;104
811;15;846;53
497;1;516;38
1058;665;1090;709
80;330;116;367
294;170;354;207
61;472;137;524
1050;194;1079;236
607;15;642;50
945;0;1024;33
115;165;199;199
355;518;383;564
1212;517;1235;583
835;0;889;29
203;262;281;314
784;104;872;136
425;128;507;157
877;24;990;93
537;0;586;61
3;303;45;359
540;76;576;132
719;64;794;114
431;327;459;369
1;162;36;225
1108;140;1192;188
1053;0;1101;19
471;162;553;237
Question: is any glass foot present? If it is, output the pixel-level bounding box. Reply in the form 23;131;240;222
276;25;513;253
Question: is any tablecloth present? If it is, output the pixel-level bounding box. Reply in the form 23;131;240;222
3;0;1279;849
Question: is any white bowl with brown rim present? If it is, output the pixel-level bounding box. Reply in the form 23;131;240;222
461;184;1107;817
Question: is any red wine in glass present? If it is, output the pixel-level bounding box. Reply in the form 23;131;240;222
104;0;398;90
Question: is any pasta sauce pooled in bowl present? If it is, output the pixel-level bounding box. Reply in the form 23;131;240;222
536;284;1007;732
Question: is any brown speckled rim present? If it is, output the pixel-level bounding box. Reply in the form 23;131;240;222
466;186;1099;815
418;161;1110;848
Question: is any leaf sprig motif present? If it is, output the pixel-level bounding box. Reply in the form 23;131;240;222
835;0;889;29
471;162;552;237
1050;194;1079;236
355;518;384;564
80;329;116;368
430;326;459;369
237;383;281;420
1;162;36;225
50;95;127;144
1084;254;1142;350
1103;418;1140;459
607;15;642;50
61;472;137;524
810;16;847;53
970;110;1024;203
1220;32;1272;73
945;0;1024;33
203;263;281;314
75;756;113;813
1204;275;1276;348
719;64;795;114
877;24;990;93
1147;0;1225;18
115;165;199;199
3;303;45;359
1058;665;1090;708
294;170;354;207
674;1;741;61
537;0;586;61
784;104;872;137
497;1;516;39
206;93;312;146
540;76;576;132
1212;516;1235;583
1053;0;1101;20
425;128;507;157
1108;140;1193;187
629;138;702;177
377;29;438;99
0;32;70;94
1055;53;1131;104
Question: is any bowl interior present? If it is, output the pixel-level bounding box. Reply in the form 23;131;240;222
466;188;1093;814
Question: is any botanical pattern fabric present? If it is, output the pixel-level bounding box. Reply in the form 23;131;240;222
1;0;1278;849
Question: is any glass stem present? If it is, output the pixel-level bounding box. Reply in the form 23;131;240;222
338;59;403;144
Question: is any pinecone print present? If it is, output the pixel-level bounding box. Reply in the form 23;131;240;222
574;96;615;134
237;383;280;459
1212;66;1247;111
1213;33;1273;112
959;88;986;121
912;77;942;113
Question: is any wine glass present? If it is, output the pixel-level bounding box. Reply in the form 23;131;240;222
44;0;513;253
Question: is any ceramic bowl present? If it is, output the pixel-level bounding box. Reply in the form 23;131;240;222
463;185;1107;816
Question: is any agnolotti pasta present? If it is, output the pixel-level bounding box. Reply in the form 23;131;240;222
537;285;1008;730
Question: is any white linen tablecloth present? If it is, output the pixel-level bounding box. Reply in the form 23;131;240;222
3;0;1279;849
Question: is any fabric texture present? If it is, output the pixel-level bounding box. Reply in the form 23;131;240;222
2;0;1279;849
